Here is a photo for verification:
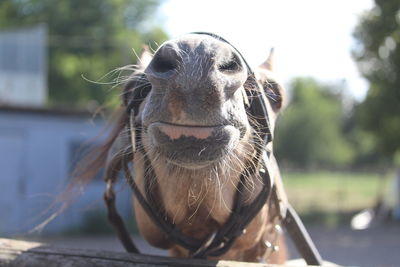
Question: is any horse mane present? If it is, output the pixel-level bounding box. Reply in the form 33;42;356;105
72;67;150;188
72;109;127;187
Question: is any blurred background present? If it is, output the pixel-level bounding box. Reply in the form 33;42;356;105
0;0;399;266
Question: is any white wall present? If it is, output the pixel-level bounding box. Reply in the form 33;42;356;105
0;110;133;236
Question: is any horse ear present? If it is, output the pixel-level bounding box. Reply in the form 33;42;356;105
263;78;285;112
259;47;274;71
139;45;153;69
257;48;285;112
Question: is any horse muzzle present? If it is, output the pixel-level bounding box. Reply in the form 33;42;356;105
147;122;240;167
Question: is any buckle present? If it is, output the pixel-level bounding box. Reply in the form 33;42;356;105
129;110;136;153
190;231;217;258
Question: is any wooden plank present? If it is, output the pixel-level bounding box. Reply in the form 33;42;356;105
0;238;290;267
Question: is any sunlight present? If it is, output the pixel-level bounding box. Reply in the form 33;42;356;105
159;0;373;100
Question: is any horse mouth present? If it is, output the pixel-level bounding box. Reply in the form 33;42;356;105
147;122;241;167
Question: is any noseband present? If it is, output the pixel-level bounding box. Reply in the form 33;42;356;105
103;33;323;265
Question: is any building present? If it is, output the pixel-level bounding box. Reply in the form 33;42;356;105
0;25;47;106
0;106;134;236
0;25;134;236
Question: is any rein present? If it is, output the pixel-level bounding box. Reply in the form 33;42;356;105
103;33;323;265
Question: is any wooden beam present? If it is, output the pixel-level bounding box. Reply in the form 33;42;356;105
0;238;289;267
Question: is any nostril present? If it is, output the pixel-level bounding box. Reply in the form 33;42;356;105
218;60;239;72
151;55;177;73
148;44;179;75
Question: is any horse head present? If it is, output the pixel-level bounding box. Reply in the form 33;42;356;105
105;33;288;263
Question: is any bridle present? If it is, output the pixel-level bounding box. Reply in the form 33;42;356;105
103;33;323;265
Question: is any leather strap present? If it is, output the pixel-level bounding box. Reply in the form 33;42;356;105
121;137;273;258
284;205;323;265
103;32;324;265
103;181;139;253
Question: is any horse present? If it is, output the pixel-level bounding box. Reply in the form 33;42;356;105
86;33;291;264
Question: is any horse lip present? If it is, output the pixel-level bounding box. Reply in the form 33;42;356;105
150;122;224;140
158;121;222;128
166;159;215;169
147;122;240;166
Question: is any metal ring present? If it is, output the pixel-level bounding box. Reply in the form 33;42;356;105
190;231;217;258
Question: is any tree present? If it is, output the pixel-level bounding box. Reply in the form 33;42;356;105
274;77;354;169
0;0;168;107
353;0;400;162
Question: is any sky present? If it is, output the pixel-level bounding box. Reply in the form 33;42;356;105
157;0;374;101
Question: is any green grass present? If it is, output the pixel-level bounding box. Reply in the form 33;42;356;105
282;171;382;226
57;172;384;234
